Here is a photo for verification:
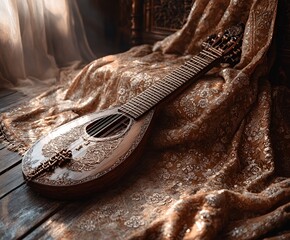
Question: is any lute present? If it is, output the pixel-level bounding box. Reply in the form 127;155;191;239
22;24;244;199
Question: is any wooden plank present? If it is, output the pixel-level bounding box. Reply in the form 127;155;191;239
22;201;89;240
23;193;135;240
0;148;22;175
0;184;64;239
0;91;25;108
0;164;24;199
0;92;30;113
0;89;16;99
0;87;69;239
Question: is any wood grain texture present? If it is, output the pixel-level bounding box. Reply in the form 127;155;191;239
0;91;27;110
0;88;66;240
21;201;91;240
0;89;16;98
0;164;24;198
0;148;21;175
0;185;64;239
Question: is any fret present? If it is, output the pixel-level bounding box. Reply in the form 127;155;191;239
168;72;188;83
177;66;193;76
201;53;219;64
172;73;190;82
169;68;188;79
160;82;178;94
130;106;146;118
155;80;176;94
123;103;141;117
132;96;151;112
195;55;209;65
196;53;211;63
148;85;167;98
131;98;149;111
186;59;203;70
200;50;217;60
207;47;223;56
129;98;149;113
154;83;171;95
140;97;152;108
163;77;181;88
121;108;136;118
137;93;156;108
173;67;192;78
190;57;207;68
180;67;198;78
166;72;186;83
119;47;223;119
190;55;206;65
151;88;166;100
181;64;199;74
176;67;196;78
183;63;201;75
144;91;162;102
142;92;163;106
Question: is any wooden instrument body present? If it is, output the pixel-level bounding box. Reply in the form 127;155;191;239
22;107;155;199
22;24;244;199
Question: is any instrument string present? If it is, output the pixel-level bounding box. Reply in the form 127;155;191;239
65;114;127;157
57;50;221;158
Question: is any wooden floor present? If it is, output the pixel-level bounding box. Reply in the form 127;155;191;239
0;89;74;240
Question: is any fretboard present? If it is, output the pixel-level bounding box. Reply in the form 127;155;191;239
119;48;223;119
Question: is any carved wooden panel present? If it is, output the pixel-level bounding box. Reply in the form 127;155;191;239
118;0;194;47
146;0;192;32
142;0;193;43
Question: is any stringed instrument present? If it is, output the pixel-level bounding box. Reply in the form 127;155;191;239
22;24;244;199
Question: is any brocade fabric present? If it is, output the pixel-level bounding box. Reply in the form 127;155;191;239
1;0;290;239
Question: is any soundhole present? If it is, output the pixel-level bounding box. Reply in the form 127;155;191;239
86;113;131;138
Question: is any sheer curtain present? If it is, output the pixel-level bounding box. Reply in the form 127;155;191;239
0;0;95;89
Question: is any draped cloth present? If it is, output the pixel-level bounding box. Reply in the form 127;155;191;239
1;0;290;239
0;0;95;90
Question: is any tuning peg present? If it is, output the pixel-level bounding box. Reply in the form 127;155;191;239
206;34;217;41
204;34;217;45
234;49;241;56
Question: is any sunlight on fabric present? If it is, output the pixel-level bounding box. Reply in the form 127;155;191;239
0;0;25;84
0;0;94;89
44;0;70;37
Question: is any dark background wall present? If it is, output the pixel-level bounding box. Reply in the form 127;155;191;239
76;0;127;58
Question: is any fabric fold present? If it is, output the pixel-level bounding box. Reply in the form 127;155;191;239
1;0;290;239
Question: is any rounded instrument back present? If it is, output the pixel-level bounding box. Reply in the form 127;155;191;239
22;107;155;199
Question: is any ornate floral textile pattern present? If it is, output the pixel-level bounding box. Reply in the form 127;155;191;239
1;0;290;239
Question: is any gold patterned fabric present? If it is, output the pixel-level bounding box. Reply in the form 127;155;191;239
1;0;290;239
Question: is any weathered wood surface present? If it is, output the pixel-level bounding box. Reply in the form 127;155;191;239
0;148;22;175
0;164;24;199
0;91;28;112
0;185;64;239
0;89;91;240
0;89;60;240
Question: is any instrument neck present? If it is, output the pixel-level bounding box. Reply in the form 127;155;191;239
119;48;222;119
